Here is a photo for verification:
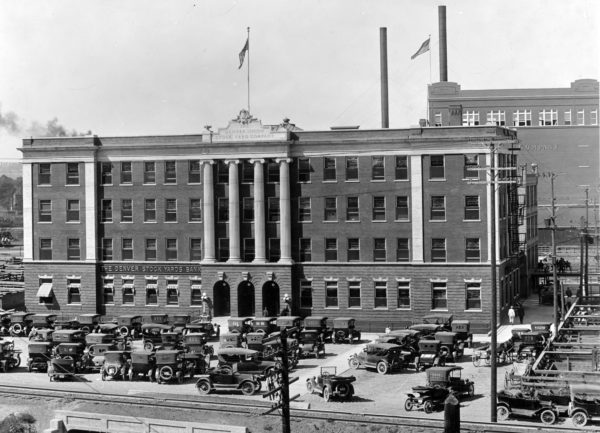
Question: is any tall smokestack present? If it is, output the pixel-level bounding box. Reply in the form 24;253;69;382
438;5;448;82
380;27;389;128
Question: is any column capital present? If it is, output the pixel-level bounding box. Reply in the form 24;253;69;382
275;158;292;164
224;159;240;165
249;159;265;165
200;159;215;166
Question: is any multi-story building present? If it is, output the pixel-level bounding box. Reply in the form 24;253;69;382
20;112;526;331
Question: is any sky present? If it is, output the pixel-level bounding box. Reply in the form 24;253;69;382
0;0;598;162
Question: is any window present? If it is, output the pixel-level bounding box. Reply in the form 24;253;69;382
165;238;177;261
464;196;480;220
243;198;254;222
434;112;442;126
38;277;53;304
299;238;311;262
122;278;135;305
373;238;386;261
39;238;52;260
464;155;479;179
39;200;52;223
102;238;113;261
374;280;387;308
101;200;112;223
67;278;81;304
190;280;203;306
431;238;446;262
372;196;385;221
466;281;481;310
218;238;229;262
188;160;201;184
432;281;447;309
348;281;361;307
38;163;51;185
164;161;177;184
122;238;133;261
345;156;358;181
165;199;177;222
300;280;312;308
347;238;360;262
371;156;385;180
346;197;359;221
466;238;481;262
242;161;253;183
67;238;80;260
243;238;254;262
564;110;572;126
430;196;446;220
539;109;558;126
430;155;445;179
145;280;158;306
591;109;598;126
120;162;132;184
103;278;114;304
577;110;585;125
462;110;480;126
189;198;202;222
397;280;411;308
513;110;532;126
267;161;279;183
298;158;311;182
298;197;311;222
217;162;228;183
324;197;337;221
144;199;156;222
66;200;79;222
145;239;157;261
325;238;337;261
143;162;156;184
395;196;409;220
66;163;79;185
395;156;408;180
325;280;338;307
121;199;133;223
396;238;410;262
268;238;280;262
218;197;229;222
486;110;506;126
319;157;336;182
268;197;279;222
190;238;202;261
100;162;112;185
166;280;179;305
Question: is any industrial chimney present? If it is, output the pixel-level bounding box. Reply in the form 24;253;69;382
438;5;448;82
380;27;389;128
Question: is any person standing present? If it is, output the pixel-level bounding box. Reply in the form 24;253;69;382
517;304;525;324
508;306;516;325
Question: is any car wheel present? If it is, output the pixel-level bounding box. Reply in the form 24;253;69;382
404;398;414;411
348;357;360;369
196;380;211;395
571;411;588;427
376;361;389;375
155;368;161;384
468;383;474;398
144;341;154;352
472;356;480;367
323;386;332;402
423;400;433;414
337;383;350;398
240;381;256;396
101;370;107;381
497;405;510;421
540;409;556;425
306;380;314;394
254;380;262;392
160;366;174;382
28;362;33;373
128;368;134;381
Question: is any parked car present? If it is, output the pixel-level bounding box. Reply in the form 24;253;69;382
434;331;464;361
76;313;101;334
27;341;53;372
154;349;193;384
187;316;220;340
302;316;331;342
127;351;156;381
422;314;453;331
415;340;445;370
216;347;279;379
196;364;260;396
8;312;34;337
52;329;86;345
516;331;547;361
116;315;143;338
497;389;558;425
276;316;302;339
451;320;472;348
30;313;57;330
427;366;474;398
471;342;510;367
93;323;132;350
251;317;278;336
28;328;54;343
171;314;191;333
569;394;600;427
53;318;80;331
0;340;21;372
0;312;11;335
101;351;130;381
409;323;443;338
306;366;356;402
143;314;169;325
82;342;115;372
349;342;413;374
141;323;173;351
405;385;449;413
220;333;243;349
48;357;78;381
383;329;421;353
332;318;361;344
227;317;253;335
53;342;86;369
245;332;267;352
298;330;325;358
182;332;213;357
530;322;552;339
159;331;183;351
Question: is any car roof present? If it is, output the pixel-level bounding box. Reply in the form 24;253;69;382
333;317;355;321
52;329;82;335
367;342;401;349
228;317;253;321
435;331;457;337
428;366;463;374
252;316;277;321
217;348;258;356
141;323;172;330
304;316;328;320
410;324;440;330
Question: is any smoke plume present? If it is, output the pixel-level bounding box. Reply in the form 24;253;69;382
0;104;90;137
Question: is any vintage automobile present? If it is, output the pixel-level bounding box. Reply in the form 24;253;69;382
497;389;558;425
530;322;552;339
220;333;244;349
245;332;267;352
127;351;156;381
101;351;130;381
434;331;464;361
276;316;302;339
471;342;511;367
27;341;53;372
451;320;472;348
143;313;169;325
409;323;443;338
195;364;260;396
261;335;299;369
187;315;220;340
302;316;331;342
30;313;57;330
182;332;213;357
383;329;422;353
298;330;325;358
516;331;548;360
405;384;449;413
0;312;11;335
569;394;600;427
427;366;474;398
52;319;80;331
28;328;54;343
306;366;356;402
422;314;453;331
154;349;194;384
116;315;143;338
171;314;191;333
227;317;253;335
48;357;78;381
251;317;278;336
0;340;21;372
332;318;361;344
159;332;183;351
348;342;413;374
76;313;101;334
83;342;115;372
52;329;86;345
415;340;445;370
216;348;279;378
53;342;86;368
94;323;133;350
8;312;34;336
141;323;174;351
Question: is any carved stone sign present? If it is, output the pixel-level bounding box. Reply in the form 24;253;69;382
205;110;289;142
100;264;202;275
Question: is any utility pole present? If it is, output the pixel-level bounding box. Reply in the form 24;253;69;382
489;142;498;423
584;187;590;296
550;174;559;334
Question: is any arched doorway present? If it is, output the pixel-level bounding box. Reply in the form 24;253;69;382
213;281;230;316
262;281;280;317
238;281;255;316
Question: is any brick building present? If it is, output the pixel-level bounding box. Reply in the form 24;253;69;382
20;112;528;331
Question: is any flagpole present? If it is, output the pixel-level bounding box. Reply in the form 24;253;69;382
428;34;431;124
247;27;250;113
428;33;432;84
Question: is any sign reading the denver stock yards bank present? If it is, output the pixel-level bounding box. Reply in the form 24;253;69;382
99;264;201;275
206;109;288;142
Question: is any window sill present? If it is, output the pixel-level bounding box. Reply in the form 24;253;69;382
164;221;178;224
120;221;133;224
396;307;411;311
297;181;312;184
394;219;410;223
462;178;480;181
429;220;447;223
430;309;449;312
463;219;481;222
429;179;447;182
165;305;180;307
38;222;53;224
66;221;81;224
298;220;312;223
373;307;388;310
37;184;52;187
345;220;360;223
323;220;339;223
370;179;386;182
103;303;115;306
345;180;359;183
143;183;157;186
65;184;81;187
394;179;409;182
164;183;178;186
325;307;340;310
143;221;157;224
322;180;338;183
189;221;203;223
101;184;113;187
465;309;482;313
119;184;133;186
67;303;82;306
372;220;387;223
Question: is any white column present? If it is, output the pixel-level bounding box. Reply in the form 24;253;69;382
410;155;423;262
226;160;241;263
22;163;33;261
84;161;97;261
202;160;216;263
277;158;293;264
251;159;266;263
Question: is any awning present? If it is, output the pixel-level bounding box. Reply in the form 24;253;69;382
146;284;158;290
36;283;53;297
167;284;178;289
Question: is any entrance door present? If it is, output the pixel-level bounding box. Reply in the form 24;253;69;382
262;281;280;317
213;281;230;316
238;281;255;316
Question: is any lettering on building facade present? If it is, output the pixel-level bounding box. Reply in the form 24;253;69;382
99;264;202;274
